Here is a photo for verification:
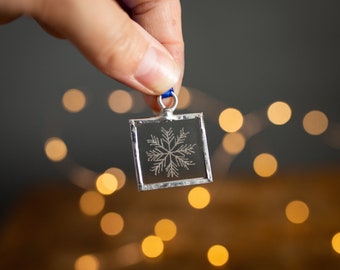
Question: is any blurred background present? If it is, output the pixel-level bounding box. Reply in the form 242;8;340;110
0;0;340;269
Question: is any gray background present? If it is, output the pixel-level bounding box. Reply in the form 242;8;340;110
0;0;339;216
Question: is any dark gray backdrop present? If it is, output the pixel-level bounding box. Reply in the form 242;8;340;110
0;0;339;216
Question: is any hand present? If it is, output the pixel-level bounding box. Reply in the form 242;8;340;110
0;0;184;110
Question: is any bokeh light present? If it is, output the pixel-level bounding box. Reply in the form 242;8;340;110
105;167;126;190
253;153;278;178
324;123;340;149
303;110;328;135
207;245;229;267
74;254;100;270
188;187;211;209
96;173;118;195
44;137;68;162
141;235;164;258
332;233;340;254
79;191;105;216
100;212;124;236
62;88;86;113
114;243;143;267
177;86;191;109
69;166;97;190
222;132;246;155
154;219;177;241
218;108;243;133
285;200;310;224
108;89;133;113
241;113;265;138
129;91;146;113
267;101;292;125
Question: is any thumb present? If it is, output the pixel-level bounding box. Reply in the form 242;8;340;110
30;0;180;95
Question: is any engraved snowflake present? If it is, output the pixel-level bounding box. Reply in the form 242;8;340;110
146;127;196;177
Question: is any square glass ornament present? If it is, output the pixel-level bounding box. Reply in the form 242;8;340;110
129;90;212;191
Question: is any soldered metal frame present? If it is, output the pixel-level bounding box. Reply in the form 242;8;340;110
129;109;213;191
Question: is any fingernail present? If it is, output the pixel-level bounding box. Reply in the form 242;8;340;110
134;47;181;94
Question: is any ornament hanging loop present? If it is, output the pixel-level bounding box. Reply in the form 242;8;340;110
157;88;178;113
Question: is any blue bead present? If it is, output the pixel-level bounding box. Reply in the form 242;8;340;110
161;88;174;99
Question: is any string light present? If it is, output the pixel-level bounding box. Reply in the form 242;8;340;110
218;108;243;132
104;167;126;190
332;233;340;254
74;254;100;270
44;137;68;162
285;200;310;224
267;101;292;125
207;245;229;267
96;173;118;195
62;88;87;113
79;191;105;216
141;235;164;258
222;132;246;155
188;187;211;209
154;219;177;241
303;110;328;135
108;89;133;113
100;212;124;236
253;153;278;178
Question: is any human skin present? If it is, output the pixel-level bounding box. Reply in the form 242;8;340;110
0;0;184;110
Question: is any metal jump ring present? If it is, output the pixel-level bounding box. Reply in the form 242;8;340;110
157;90;178;112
